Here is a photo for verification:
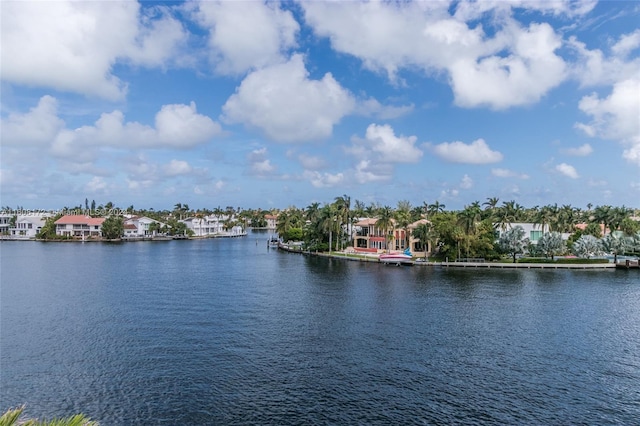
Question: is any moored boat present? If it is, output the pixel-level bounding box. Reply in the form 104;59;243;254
379;248;414;265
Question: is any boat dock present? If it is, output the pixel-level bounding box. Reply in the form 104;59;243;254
616;260;639;270
440;261;616;269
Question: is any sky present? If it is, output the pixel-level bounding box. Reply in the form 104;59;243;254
1;0;639;212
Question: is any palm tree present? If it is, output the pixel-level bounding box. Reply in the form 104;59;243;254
319;204;339;252
609;206;631;234
412;222;433;259
457;204;482;257
334;194;351;249
557;204;577;233
376;206;394;252
353;199;366;218
593;205;613;235
533;205;554;235
428;200;446;216
494;200;523;231
305;202;321;223
483;197;500;211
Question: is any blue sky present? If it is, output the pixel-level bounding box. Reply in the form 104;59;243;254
1;0;639;211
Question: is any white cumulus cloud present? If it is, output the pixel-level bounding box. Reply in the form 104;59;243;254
562;144;593;156
163;160;193;176
189;0;299;75
1;1;188;100
576;78;640;166
359;124;423;163
303;171;345;188
430;138;503;164
491;168;529;179
248;148;276;176
222;54;356;142
302;2;569;109
1;96;65;146
460;174;473;189
556;163;579;179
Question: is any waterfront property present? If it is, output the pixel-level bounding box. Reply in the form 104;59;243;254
180;215;245;238
264;214;277;230
352;217;432;254
0;213;11;235
55;215;105;237
123;216;168;238
495;222;551;243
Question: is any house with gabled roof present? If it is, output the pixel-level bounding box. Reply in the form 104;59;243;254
124;216;167;237
11;214;49;239
55;215;105;237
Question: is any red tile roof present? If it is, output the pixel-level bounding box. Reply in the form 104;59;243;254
55;215;106;226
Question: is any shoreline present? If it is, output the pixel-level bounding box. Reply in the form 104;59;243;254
277;243;634;270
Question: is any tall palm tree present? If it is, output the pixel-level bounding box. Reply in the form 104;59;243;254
533;204;553;234
593;205;613;235
494;200;524;231
483;197;500;211
319;204;339;252
412;222;433;259
305;202;321;223
609;206;631;234
353;199;366;218
334;194;351;249
376;206;394;252
457;204;482;257
428;200;446;216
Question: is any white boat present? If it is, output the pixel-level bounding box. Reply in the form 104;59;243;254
379;248;414;265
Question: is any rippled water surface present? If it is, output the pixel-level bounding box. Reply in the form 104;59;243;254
1;233;639;424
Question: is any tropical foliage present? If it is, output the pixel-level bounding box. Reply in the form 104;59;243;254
0;406;98;426
572;235;603;259
11;196;638;261
100;216;124;240
498;226;528;263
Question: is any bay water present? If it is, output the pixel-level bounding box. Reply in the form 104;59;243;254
1;231;639;424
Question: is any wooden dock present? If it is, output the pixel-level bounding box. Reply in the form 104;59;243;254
440;262;615;269
616;260;640;270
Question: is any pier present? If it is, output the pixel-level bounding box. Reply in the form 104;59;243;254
616;260;639;270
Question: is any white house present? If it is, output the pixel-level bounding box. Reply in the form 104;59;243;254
496;222;550;243
0;213;12;235
124;216;167;238
265;214;277;230
10;214;50;239
181;215;244;237
55;215;105;237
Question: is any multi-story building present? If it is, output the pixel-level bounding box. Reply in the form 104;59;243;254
55;215;105;237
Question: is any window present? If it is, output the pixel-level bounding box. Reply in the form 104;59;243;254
530;230;542;241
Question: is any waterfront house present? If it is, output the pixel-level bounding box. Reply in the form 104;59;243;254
10;214;49;239
123;223;139;238
0;213;12;235
495;222;550;243
124;216;167;238
55;215;105;237
352;218;395;251
408;218;433;255
180;215;244;237
265;214;277;230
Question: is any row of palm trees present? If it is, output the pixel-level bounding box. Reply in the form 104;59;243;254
272;196;639;259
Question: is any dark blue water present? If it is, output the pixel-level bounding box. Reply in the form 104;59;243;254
1;232;639;424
